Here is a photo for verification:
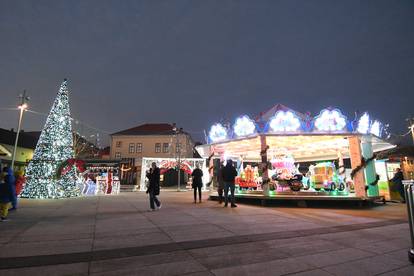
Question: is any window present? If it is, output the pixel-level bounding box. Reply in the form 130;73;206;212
176;143;181;153
155;143;161;153
115;152;121;159
128;143;135;153
116;141;122;148
136;143;142;153
163;143;169;153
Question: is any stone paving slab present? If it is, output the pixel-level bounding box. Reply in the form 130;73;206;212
322;254;408;276
0;263;89;276
211;256;316;276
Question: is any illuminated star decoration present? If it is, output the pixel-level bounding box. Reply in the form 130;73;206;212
233;115;256;137
357;112;370;134
209;123;228;142
269;111;301;132
370;120;382;137
314;109;347;132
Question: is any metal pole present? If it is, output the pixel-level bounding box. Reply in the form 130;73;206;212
11;90;28;170
410;125;414;146
404;182;414;263
177;130;181;191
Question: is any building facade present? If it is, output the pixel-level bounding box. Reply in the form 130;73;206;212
0;128;40;172
110;123;195;183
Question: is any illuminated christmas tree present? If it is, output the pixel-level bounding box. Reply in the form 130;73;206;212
21;79;80;199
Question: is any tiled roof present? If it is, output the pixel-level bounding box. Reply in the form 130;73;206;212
111;123;179;136
0;128;40;149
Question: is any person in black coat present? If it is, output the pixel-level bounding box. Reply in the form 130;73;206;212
217;162;225;204
221;159;238;208
191;164;203;203
390;168;405;203
146;162;161;211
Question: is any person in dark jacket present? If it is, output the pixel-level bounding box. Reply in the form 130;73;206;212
4;167;17;210
191;164;203;203
217;162;225;204
146;162;161;211
0;168;13;221
221;159;238;208
390;168;405;203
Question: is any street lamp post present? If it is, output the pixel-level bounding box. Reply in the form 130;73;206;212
11;90;29;170
174;127;182;191
407;118;414;145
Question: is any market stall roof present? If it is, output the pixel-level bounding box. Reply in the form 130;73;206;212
196;134;395;162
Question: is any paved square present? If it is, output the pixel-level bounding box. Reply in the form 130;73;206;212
0;191;413;275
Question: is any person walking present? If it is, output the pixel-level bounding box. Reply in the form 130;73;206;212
146;162;161;211
191;164;203;203
221;159;238;208
0;168;13;221
390;168;405;203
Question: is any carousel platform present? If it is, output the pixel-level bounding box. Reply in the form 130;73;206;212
209;192;385;207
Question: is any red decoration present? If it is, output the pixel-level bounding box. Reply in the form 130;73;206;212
107;170;113;194
56;158;86;179
159;160;193;174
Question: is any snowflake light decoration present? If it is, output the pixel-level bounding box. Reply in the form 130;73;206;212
314;109;347;132
233;115;256;137
209;123;228;142
269;111;301;132
370;120;382;137
357;113;370;134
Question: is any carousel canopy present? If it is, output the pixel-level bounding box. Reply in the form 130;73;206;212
198;104;394;162
197;134;394;162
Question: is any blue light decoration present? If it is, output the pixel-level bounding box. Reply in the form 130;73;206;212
357;112;370;134
370;120;382;137
314;108;348;132
268;111;302;132
208;123;228;142
233;115;256;137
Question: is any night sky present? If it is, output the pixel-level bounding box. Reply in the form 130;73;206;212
1;0;414;145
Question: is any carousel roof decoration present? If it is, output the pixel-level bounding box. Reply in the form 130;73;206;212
356;112;383;137
370;120;382;137
206;104;387;145
208;123;228;143
268;110;302;132
313;108;348;132
356;112;370;134
233;115;257;137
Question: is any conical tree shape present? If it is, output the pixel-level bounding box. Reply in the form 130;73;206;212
21;79;80;198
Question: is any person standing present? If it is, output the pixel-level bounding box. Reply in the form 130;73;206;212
221;159;238;208
390;168;405;203
0;168;13;221
3;167;16;210
146;162;161;211
217;162;225;204
191;164;203;203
